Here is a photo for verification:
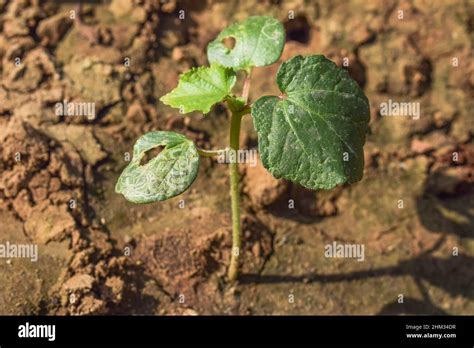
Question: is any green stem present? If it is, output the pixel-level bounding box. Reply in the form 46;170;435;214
227;69;252;282
227;109;243;282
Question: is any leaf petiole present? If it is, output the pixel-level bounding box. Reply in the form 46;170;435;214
196;148;225;157
242;69;252;103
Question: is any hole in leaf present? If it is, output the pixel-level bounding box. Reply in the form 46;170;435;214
222;36;236;50
140;146;164;166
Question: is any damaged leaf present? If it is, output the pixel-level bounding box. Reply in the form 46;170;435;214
207;16;285;71
116;131;200;203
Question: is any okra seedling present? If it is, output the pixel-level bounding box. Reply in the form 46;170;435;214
116;16;370;281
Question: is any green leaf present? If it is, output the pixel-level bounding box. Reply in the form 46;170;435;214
115;131;199;203
252;55;370;190
207;16;285;70
160;64;236;114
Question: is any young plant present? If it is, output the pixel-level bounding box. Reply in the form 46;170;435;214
116;16;370;281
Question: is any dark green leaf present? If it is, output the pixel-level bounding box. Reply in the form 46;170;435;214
252;55;370;190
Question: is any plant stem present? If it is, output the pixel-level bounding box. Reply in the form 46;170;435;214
228;69;252;282
227;109;243;282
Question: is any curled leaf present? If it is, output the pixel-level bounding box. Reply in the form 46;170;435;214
116;131;200;203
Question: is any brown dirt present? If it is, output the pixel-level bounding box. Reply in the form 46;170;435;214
0;0;472;315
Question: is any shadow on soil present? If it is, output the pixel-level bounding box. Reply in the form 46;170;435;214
416;172;474;239
242;172;474;314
